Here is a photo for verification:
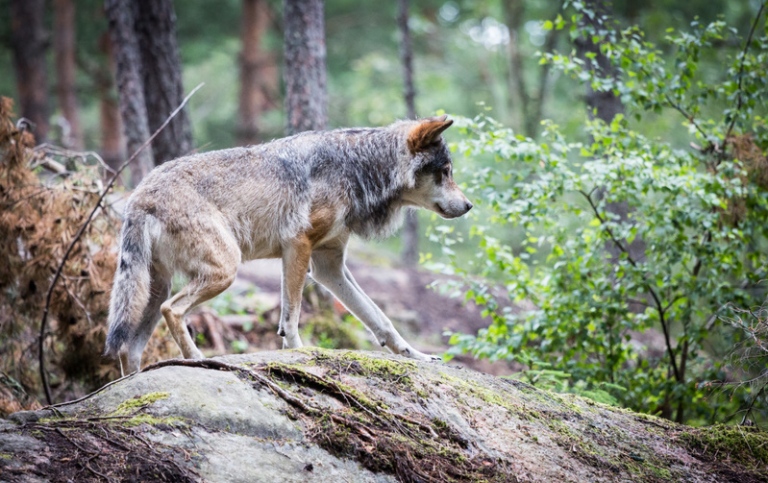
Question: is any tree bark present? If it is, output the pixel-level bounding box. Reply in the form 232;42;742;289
9;0;50;143
52;0;83;149
575;0;623;124
501;0;558;138
105;0;154;187
134;0;194;164
238;0;276;146
283;0;327;134
98;33;124;176
398;0;419;266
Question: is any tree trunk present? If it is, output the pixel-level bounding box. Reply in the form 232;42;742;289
501;0;558;139
105;0;154;187
52;0;83;150
574;2;643;261
398;0;419;266
575;0;623;124
283;0;327;134
135;0;194;165
98;33;124;176
238;0;276;146
9;0;50;143
501;0;528;134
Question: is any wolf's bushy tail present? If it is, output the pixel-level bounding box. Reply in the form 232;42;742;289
104;215;152;358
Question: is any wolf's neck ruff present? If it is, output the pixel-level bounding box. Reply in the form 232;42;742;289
307;127;413;239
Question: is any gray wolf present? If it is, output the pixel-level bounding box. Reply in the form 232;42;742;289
104;115;472;375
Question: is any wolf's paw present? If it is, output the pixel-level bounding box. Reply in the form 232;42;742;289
401;347;443;363
185;348;204;360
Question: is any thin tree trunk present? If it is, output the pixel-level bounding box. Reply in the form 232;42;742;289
135;0;194;164
238;0;274;146
398;0;419;265
283;0;327;134
501;0;528;135
501;0;558;138
9;0;50;143
575;0;623;124
105;0;154;187
98;33;124;175
53;0;83;149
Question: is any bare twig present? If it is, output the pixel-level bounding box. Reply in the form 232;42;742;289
740;384;767;426
37;83;204;405
664;94;710;147
34;143;115;174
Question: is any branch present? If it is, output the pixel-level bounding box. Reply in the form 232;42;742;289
37;83;204;405
578;189;682;382
664;94;711;148
740;383;766;426
724;1;767;143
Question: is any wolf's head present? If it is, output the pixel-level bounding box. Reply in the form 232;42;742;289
402;116;473;219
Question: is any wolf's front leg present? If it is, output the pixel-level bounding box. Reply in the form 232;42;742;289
310;248;439;362
279;236;312;348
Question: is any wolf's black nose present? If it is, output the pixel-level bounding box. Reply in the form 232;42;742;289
465;201;473;211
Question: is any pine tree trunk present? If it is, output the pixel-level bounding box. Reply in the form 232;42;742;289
135;0;194;164
238;0;275;146
9;0;50;143
53;0;83;149
398;0;419;266
283;0;327;134
98;33;124;176
105;0;154;187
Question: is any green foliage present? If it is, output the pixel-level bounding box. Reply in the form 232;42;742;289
438;4;768;424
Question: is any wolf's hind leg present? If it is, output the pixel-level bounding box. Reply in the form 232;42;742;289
278;235;312;348
310;247;439;362
161;235;239;360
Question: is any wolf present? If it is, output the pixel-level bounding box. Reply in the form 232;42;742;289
104;115;472;375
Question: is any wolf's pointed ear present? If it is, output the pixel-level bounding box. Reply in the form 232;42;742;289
407;115;453;153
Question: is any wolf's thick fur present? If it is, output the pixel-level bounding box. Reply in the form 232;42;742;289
105;116;472;374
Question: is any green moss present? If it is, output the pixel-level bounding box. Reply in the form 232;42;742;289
303;348;413;376
38;416;74;424
0;453;12;460
122;414;185;428
113;392;170;415
680;425;768;471
333;351;416;382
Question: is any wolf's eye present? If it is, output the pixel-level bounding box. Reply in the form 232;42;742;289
442;166;451;177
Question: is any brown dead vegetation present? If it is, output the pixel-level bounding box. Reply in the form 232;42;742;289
719;133;768;226
0;97;177;414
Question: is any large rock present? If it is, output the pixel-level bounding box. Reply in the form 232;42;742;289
1;349;766;482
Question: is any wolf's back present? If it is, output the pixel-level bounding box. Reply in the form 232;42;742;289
104;213;152;357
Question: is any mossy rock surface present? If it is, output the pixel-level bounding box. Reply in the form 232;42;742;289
1;349;766;482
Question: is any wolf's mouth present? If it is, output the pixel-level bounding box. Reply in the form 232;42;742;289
434;203;452;218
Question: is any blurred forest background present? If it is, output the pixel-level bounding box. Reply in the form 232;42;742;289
1;0;768;430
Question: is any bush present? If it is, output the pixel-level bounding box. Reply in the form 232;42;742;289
437;4;768;424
